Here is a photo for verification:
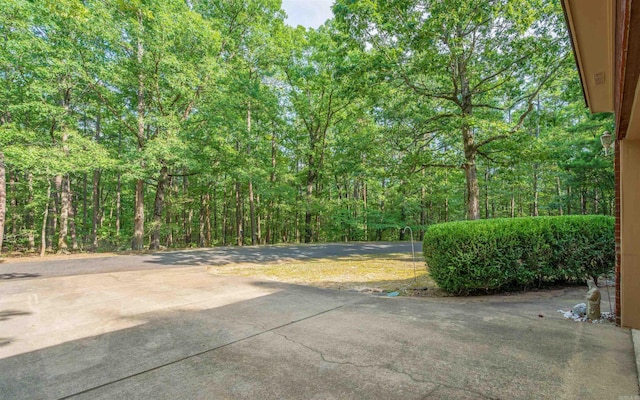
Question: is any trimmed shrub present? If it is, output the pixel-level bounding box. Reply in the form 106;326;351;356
423;216;614;294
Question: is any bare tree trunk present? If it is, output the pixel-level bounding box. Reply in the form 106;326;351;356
305;169;314;243
248;179;256;245
9;172;16;236
116;174;121;236
132;179;145;250
205;191;212;246
532;166;539;217
199;193;207;247
484;168;489;219
69;182;79;250
0;151;5;253
57;175;70;253
246;102;257;246
82;173;88;244
444;197;449;222
132;10;146;251
165;177;174;248
235;180;243;246
26;172;35;251
57;80;72;253
363;181;368;241
40;182;51;257
212;186;218;244
46;177;57;252
256;194;262;244
510;191;515;218
183;175;192;246
57;176;70;252
150;163;168;250
567;186;572;215
92;170;100;251
460;67;480;220
556;176;563;215
463;127;480;220
222;184;228;246
266;132;276;244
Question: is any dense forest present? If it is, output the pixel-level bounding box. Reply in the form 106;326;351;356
0;0;613;255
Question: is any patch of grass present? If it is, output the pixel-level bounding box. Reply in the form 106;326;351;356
207;253;445;296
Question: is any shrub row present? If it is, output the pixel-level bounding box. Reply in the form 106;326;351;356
423;215;614;294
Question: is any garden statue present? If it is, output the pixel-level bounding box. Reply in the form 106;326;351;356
586;279;601;321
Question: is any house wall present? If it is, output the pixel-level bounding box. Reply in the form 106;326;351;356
619;138;640;329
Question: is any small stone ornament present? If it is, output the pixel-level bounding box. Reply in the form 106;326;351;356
586;279;601;321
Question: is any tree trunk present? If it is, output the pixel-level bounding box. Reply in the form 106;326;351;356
462;126;480;220
82;173;88;244
235;180;243;246
92;170;100;251
363;181;368;241
183;175;192;246
69;182;79;250
40;182;51;257
267;132;277;244
484;168;489;219
132;179;145;250
246;101;257;246
116;174;121;236
510;191;515;218
58;175;70;253
199;192;207;247
248;179;257;245
556;176;563;215
150;163;168;250
532;166;539;217
46;178;57;252
444;197;449;222
212;186;217;244
305;166;314;243
0;151;5;254
164;177;173;248
222;184;228;246
57;79;72;253
9;172;17;236
26;172;35;251
205;191;211;246
132;10;146;251
256;194;262;244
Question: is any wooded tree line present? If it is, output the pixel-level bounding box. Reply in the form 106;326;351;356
0;0;614;254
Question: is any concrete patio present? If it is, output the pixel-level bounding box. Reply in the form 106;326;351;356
0;264;638;399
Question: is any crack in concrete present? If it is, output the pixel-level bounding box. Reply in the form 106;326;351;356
56;303;351;400
275;332;380;370
274;332;500;400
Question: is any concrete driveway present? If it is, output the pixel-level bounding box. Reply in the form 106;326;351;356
0;259;638;399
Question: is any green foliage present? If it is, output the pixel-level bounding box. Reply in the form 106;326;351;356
0;0;616;255
423;216;614;294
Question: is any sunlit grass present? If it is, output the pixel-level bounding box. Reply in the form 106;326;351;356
207;253;444;295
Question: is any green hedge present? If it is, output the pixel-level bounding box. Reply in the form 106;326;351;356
423;216;614;294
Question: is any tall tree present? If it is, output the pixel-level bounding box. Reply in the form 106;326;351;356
334;0;570;219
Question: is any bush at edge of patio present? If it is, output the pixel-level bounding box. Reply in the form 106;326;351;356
423;215;614;294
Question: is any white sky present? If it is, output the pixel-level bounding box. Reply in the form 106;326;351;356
281;0;334;29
